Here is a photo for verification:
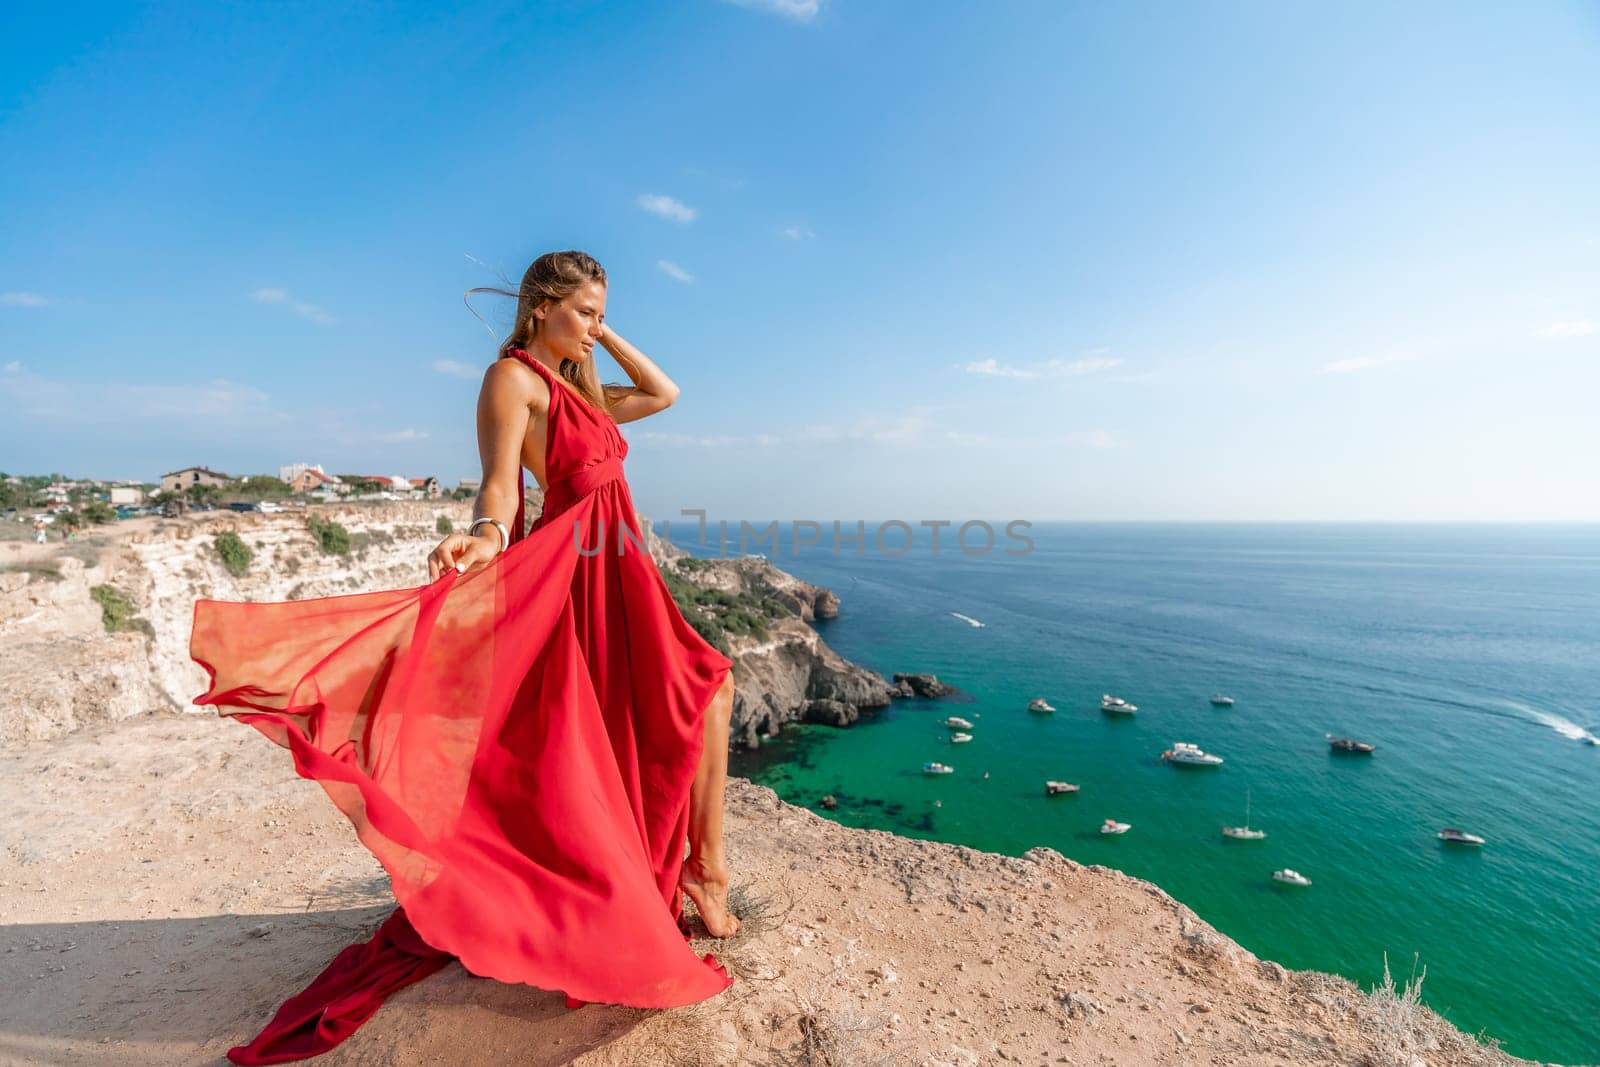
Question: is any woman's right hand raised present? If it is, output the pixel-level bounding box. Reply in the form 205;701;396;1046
427;532;502;581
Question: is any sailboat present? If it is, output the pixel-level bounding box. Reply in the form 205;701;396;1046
1222;787;1266;840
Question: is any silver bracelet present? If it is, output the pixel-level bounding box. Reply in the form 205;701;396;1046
469;517;510;555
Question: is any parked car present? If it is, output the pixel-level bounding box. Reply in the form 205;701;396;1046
227;501;261;513
258;501;284;514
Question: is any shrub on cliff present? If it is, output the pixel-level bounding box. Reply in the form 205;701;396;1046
436;515;453;535
89;583;153;637
308;515;351;557
659;563;795;655
214;531;252;576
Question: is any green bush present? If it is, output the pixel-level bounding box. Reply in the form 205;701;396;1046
659;562;794;656
308;515;351;557
436;515;453;535
214;531;252;576
90;583;153;636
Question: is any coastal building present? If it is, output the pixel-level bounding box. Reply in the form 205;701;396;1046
457;478;481;494
280;462;329;484
409;476;441;499
287;466;345;495
161;466;230;495
109;486;146;505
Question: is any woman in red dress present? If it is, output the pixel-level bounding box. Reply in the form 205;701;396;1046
189;250;740;1063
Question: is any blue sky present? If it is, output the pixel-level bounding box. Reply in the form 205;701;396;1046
2;0;1597;521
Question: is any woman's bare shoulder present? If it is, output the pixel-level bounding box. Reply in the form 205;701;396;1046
483;356;550;413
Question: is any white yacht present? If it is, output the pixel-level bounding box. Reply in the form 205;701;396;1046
1028;698;1056;714
922;761;954;776
1437;828;1485;846
949;732;973;744
1100;818;1131;835
1209;693;1235;707
1272;868;1312;886
943;716;974;730
1044;780;1080;795
1101;694;1138;715
1222;788;1266;840
1162;742;1224;766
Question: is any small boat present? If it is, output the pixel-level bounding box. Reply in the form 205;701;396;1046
1045;780;1080;795
1209;693;1235;707
943;716;974;730
1101;694;1138;715
1222;788;1266;840
1162;742;1224;766
1100;818;1131;835
1327;734;1376;754
1272;868;1312;886
949;732;973;744
1437;828;1485;846
922;761;954;776
1027;698;1056;714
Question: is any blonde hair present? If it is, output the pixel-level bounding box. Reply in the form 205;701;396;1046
472;250;617;412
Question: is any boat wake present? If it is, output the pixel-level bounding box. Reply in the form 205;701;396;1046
949;612;986;628
1499;699;1597;744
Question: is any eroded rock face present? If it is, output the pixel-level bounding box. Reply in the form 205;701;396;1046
1;505;892;748
892;672;960;698
640;518;893;747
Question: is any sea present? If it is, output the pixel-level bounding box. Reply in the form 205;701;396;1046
665;520;1599;1065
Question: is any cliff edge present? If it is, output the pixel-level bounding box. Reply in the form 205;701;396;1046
0;712;1532;1066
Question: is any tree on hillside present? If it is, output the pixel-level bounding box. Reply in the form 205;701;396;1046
230;475;292;499
186;483;223;506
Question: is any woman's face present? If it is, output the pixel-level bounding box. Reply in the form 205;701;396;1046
536;280;607;363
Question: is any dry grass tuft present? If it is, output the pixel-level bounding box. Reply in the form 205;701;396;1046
1361;953;1518;1067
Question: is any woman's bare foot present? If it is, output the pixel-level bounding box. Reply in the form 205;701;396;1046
681;855;741;937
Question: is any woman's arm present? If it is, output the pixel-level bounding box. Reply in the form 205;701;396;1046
597;325;683;424
426;360;537;580
474;359;538;536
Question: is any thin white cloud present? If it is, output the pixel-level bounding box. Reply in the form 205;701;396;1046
635;430;780;448
636;193;697;223
633;408;943;449
379;428;429;443
657;260;696;284
944;430;994;445
1061;429;1117;450
722;0;820;20
252;287;336;325
1535;319;1599;339
964;355;1123;380
1;292;49;307
432;359;482;380
0;364;284;423
780;225;816;241
1319;351;1419;374
797;409;939;446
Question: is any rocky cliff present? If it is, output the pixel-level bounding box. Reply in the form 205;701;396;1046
0;504;898;747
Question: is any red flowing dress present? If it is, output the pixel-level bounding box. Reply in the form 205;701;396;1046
189;348;734;1063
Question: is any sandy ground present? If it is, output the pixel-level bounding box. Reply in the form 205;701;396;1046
0;711;1535;1067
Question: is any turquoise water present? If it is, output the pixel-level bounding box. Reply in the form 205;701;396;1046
679;522;1599;1064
